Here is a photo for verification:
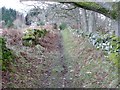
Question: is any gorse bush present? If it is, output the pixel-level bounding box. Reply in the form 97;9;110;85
0;37;15;71
22;28;48;46
34;29;48;38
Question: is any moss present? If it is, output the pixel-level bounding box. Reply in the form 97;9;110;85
76;2;104;10
74;2;118;19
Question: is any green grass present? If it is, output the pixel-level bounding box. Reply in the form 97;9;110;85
3;29;118;88
61;29;118;88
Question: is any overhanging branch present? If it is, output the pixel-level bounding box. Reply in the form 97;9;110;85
73;2;118;20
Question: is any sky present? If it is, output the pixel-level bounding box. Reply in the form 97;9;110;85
0;0;35;15
0;0;57;15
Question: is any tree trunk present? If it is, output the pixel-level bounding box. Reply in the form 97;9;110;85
82;9;88;32
77;8;81;29
118;21;120;37
72;2;117;20
118;2;120;37
115;21;119;36
115;2;120;37
88;11;96;33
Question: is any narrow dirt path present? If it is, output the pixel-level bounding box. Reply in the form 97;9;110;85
2;28;118;88
40;31;69;88
55;31;68;87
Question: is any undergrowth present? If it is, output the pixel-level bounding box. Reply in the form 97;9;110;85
0;37;15;71
61;29;118;88
22;28;48;46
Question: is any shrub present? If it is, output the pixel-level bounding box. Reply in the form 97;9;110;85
59;23;67;30
108;52;120;67
22;29;35;40
108;36;120;67
0;37;15;71
22;29;48;46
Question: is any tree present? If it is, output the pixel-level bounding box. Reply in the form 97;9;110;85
21;1;120;36
1;7;17;28
69;2;118;20
62;2;120;36
88;11;96;33
82;9;88;32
